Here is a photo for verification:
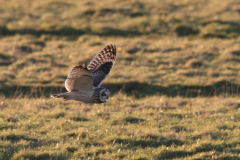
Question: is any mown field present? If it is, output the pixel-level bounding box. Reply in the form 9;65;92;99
0;0;240;159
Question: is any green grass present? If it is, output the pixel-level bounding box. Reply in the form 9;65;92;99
0;97;240;159
0;0;240;159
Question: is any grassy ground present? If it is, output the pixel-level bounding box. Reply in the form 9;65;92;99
0;0;240;159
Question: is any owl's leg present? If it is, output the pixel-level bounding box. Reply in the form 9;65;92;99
51;94;68;100
51;94;61;98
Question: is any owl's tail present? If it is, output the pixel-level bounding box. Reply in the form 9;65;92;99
51;93;68;100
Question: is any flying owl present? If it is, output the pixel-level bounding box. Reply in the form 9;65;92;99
51;44;117;103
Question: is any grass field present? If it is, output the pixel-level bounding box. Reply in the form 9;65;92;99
0;0;240;159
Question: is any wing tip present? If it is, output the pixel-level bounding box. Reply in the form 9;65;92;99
104;44;117;55
110;44;116;50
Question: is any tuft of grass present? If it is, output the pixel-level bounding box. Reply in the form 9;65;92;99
123;116;146;124
0;120;13;130
185;58;203;68
112;116;146;125
66;147;78;153
45;111;65;119
170;126;188;133
70;116;88;122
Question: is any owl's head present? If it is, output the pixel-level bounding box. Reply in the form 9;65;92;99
99;88;109;102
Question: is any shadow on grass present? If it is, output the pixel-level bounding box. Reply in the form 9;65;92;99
0;80;239;98
0;26;142;39
109;137;184;148
104;80;240;98
155;141;240;159
10;151;67;160
1;19;240;39
201;20;240;38
0;133;38;142
0;133;61;159
112;116;146;125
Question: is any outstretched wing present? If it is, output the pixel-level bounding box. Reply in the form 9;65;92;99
65;64;93;92
87;44;117;87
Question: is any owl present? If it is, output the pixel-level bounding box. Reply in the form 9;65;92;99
51;44;117;103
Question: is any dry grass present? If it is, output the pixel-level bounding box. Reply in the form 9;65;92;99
0;0;240;159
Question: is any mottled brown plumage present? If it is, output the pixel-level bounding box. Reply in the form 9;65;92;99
51;44;116;103
88;44;117;87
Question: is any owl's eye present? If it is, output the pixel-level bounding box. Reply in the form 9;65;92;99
102;93;106;96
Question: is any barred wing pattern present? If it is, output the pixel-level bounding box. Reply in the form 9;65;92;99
87;44;117;87
65;64;93;92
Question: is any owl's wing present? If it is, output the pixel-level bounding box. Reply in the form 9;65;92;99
65;64;93;92
87;44;117;87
